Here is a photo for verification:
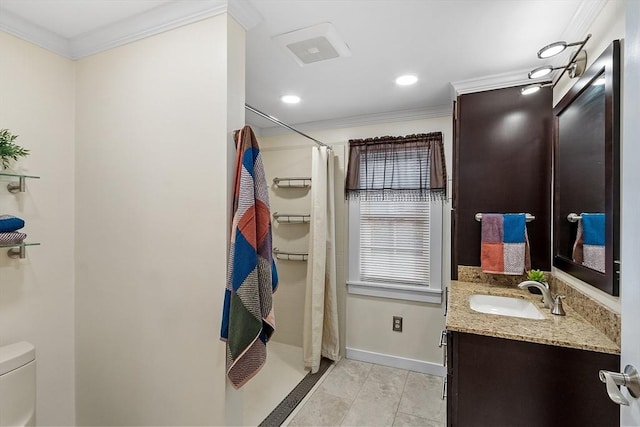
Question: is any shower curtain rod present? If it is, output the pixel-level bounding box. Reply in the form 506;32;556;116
245;103;329;148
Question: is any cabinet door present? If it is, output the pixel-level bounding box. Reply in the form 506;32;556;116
449;332;619;426
446;331;456;427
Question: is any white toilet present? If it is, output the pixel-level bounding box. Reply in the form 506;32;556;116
0;342;36;427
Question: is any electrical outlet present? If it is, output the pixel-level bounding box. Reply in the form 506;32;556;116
393;316;403;332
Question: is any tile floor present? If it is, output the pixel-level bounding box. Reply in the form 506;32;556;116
286;359;446;427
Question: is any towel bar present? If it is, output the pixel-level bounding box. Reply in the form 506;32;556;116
475;213;535;222
272;248;308;261
273;212;311;224
567;213;582;223
272;177;311;188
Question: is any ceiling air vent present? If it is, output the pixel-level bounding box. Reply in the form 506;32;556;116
272;22;351;66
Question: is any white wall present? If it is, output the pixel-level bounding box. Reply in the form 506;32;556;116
0;31;76;425
74;15;242;425
621;0;640;423
552;0;625;313
224;15;246;427
259;115;452;370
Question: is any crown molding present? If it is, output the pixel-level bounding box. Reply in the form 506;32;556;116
69;1;228;59
1;0;262;60
0;8;71;57
540;0;608;70
560;0;608;43
450;0;607;98
227;0;263;31
254;105;452;138
450;69;546;97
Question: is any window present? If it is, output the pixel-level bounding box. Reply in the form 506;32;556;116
345;133;445;303
359;198;430;286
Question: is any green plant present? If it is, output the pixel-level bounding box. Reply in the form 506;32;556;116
527;269;547;283
0;129;29;169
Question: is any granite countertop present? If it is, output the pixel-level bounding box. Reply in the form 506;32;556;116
446;280;620;355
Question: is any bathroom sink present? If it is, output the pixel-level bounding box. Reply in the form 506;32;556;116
469;294;545;320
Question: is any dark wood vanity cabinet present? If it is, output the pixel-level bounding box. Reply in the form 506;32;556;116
446;331;619;427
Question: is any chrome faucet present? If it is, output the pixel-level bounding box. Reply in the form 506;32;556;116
518;280;553;309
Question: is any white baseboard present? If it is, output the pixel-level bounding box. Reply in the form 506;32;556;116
346;347;446;377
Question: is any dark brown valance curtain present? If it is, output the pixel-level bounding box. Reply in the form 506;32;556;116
345;132;446;200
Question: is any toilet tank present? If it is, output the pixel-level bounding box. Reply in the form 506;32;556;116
0;342;36;427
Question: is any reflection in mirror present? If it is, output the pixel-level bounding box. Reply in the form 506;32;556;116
553;40;620;296
566;212;605;273
557;72;605;271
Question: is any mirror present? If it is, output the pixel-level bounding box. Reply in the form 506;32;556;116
553;40;620;296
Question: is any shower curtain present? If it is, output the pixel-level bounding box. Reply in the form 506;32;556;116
303;146;340;373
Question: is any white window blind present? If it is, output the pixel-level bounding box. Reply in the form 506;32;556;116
347;139;443;303
359;198;430;285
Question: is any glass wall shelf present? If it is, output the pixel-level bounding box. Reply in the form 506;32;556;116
0;242;40;259
0;172;41;193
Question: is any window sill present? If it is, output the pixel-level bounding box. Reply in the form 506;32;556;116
346;280;442;304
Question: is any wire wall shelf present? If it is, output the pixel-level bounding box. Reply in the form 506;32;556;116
272;177;311;188
273;212;311;224
273;248;308;262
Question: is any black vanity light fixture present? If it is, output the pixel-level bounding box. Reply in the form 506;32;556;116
521;34;592;95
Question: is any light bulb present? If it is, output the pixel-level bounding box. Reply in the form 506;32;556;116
528;66;553;79
521;84;541;95
537;42;567;59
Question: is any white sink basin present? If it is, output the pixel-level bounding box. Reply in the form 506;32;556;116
469;294;545;320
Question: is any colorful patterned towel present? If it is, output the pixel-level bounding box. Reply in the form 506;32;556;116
573;213;605;273
220;125;278;389
481;213;531;275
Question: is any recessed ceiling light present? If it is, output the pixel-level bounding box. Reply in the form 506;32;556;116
281;95;301;104
395;75;418;86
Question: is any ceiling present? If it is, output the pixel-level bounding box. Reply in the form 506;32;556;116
0;0;604;133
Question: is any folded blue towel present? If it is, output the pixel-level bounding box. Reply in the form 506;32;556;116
582;213;605;246
0;215;25;232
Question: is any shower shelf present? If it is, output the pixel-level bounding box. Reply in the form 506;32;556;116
0;172;40;193
272;177;311;188
1;242;40;259
273;212;311;224
273;248;308;262
1;172;40;259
